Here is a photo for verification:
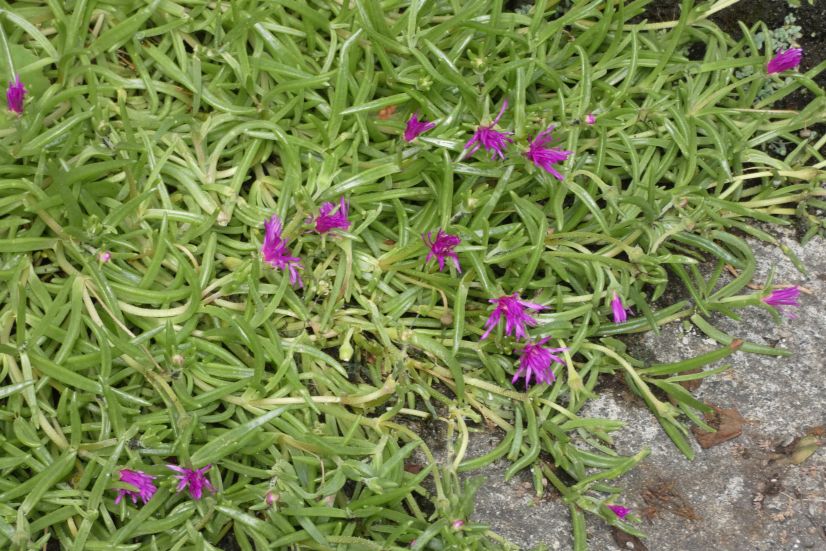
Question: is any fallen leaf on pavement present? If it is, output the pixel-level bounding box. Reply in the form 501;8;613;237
692;405;744;449
611;526;648;551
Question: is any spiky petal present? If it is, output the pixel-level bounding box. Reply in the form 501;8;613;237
262;215;303;287
611;292;632;324
404;113;436;142
761;285;800;318
767;48;803;74
422;229;461;272
525;126;573;180
513;337;567;386
167;464;215;500
6;75;26;114
114;469;157;505
313;197;351;234
464;100;514;160
607;504;630;520
481;292;544;340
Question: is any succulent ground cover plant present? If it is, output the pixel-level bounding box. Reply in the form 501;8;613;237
0;0;824;549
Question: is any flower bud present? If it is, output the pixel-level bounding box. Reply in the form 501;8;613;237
416;76;432;91
339;339;354;363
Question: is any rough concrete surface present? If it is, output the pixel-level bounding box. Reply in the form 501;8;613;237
464;227;826;550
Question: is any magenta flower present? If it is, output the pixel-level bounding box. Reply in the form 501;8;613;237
585;114;596;125
422;229;461;272
513;337;567;386
611;292;632;324
767;48;802;74
6;75;26;114
464;100;514;160
761;285;800;318
607;504;630;520
525;126;573;180
114;469;157;505
262;215;303;287
99;251;112;263
451;519;465;530
404;112;436;142
167;464;215;500
313;197;351;234
481;293;544;340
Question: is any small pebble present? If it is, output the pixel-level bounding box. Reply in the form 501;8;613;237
765;501;783;512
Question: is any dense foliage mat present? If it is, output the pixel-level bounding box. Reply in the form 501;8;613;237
0;0;824;549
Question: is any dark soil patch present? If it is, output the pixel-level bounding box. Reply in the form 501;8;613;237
711;0;826;118
642;0;826;95
217;531;242;551
712;1;826;72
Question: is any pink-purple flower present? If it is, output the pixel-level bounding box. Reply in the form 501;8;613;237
767;48;803;74
6;75;26;114
167;464;215;500
607;504;630;520
513;337;567;386
99;251;112;263
313;197;351;234
481;293;544;340
761;285;800;318
422;229;461;272
464;100;514;160
404;113;436;142
262;215;303;287
585;114;596;125
114;469;157;505
611;292;632;324
525;126;573;180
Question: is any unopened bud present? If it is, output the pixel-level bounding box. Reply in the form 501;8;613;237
416;76;432;91
223;257;243;270
339;340;354;363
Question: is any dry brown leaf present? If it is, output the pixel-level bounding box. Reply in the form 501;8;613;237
692;405;744;449
611;526;648;551
641;480;700;521
770;435;823;465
